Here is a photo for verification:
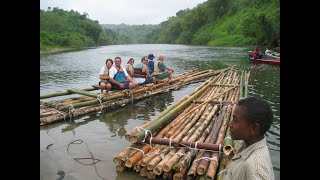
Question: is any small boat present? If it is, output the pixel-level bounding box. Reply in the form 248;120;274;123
265;49;280;58
248;54;280;65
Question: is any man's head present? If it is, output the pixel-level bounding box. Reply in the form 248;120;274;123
158;55;165;61
141;56;148;64
114;57;122;67
148;54;155;60
229;96;273;141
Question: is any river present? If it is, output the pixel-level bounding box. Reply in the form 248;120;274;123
40;44;280;180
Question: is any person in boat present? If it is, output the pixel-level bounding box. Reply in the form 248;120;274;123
265;48;273;55
109;57;138;90
99;58;113;95
222;96;274;180
132;56;155;85
126;58;135;77
153;55;174;80
252;47;263;59
147;54;155;75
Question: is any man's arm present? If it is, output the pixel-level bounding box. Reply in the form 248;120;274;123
143;65;151;78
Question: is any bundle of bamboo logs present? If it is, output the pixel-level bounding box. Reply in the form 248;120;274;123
114;68;250;179
40;68;229;125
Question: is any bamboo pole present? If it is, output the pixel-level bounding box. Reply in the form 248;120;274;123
216;155;226;180
113;144;138;165
67;88;101;98
179;86;237;119
128;74;221;143
244;71;250;98
196;107;227;175
40;86;99;99
144;137;223;152
173;164;188;180
206;105;232;179
239;70;244;98
125;144;152;168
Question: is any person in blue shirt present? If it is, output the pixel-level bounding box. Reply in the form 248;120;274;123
147;54;155;75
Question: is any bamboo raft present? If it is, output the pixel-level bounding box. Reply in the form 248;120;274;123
113;68;250;180
40;68;230;126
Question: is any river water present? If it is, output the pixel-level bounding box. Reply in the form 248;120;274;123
40;44;280;180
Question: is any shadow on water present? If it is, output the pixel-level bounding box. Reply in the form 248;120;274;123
40;44;280;180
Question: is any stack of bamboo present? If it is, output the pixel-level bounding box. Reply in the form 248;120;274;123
114;68;250;179
40;69;228;126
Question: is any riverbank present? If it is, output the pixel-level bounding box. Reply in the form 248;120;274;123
40;47;96;57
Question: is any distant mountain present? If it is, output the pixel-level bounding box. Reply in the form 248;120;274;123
101;24;160;44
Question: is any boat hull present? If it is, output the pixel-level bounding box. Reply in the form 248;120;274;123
248;56;280;65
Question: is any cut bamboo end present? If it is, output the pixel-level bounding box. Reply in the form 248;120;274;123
173;173;184;180
173;163;183;172
223;145;233;156
163;171;174;179
187;174;196;180
147;163;156;171
146;171;156;179
125;160;134;168
116;164;125;172
197;165;207;175
139;167;148;176
129;136;139;143
153;164;164;175
113;156;123;165
163;164;172;172
134;164;141;172
124;133;131;141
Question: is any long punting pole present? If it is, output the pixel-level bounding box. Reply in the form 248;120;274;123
144;136;223;152
40;86;99;99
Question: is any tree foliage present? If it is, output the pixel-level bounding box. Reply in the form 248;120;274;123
40;7;125;49
146;0;280;47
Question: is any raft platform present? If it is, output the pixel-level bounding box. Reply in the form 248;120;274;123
113;68;250;180
40;68;230;125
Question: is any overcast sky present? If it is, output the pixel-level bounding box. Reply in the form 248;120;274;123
40;0;207;25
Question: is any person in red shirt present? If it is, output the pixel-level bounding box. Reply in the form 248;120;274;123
252;48;262;59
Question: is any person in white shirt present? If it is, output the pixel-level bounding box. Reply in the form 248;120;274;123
99;58;113;95
108;57;138;90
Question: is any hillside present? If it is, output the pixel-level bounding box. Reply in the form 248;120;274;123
101;24;159;44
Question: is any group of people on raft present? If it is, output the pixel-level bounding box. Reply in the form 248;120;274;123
99;54;175;95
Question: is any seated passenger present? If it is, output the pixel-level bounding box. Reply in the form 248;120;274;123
108;57;138;90
147;54;155;75
153;55;174;80
99;58;113;95
126;58;135;77
132;56;155;85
